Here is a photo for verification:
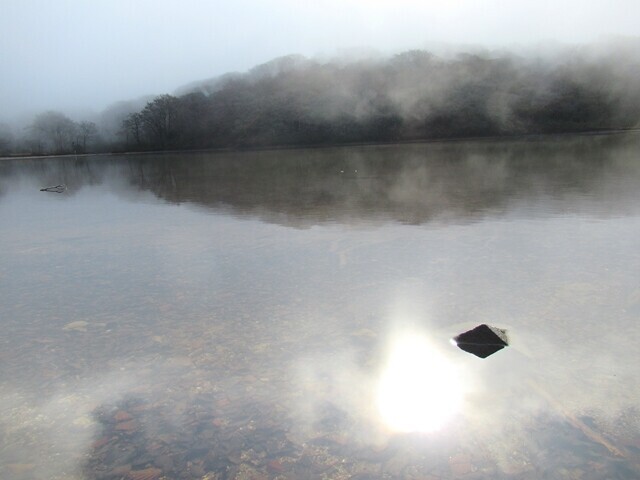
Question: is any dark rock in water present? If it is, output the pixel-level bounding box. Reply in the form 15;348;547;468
453;324;508;358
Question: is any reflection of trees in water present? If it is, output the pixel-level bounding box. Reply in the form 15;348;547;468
2;134;639;226
0;156;104;196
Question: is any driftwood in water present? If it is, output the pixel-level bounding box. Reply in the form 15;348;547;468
40;185;66;193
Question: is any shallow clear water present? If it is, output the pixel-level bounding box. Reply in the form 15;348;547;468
1;134;639;479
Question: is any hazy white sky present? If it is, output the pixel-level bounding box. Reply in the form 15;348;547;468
1;0;639;121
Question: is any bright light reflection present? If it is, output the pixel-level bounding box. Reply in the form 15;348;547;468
377;332;464;433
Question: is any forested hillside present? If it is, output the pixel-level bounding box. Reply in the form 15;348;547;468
3;41;640;156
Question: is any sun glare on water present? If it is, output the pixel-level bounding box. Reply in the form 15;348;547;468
377;332;464;433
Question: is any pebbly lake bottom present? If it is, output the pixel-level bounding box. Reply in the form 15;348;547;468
1;134;639;479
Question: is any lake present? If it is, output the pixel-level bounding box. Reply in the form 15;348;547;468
1;134;639;479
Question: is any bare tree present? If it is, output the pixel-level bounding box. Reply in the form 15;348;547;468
77;121;98;152
121;112;144;147
30;111;77;154
0;122;14;156
139;95;179;149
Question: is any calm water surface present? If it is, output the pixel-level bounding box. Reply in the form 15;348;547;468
1;135;639;479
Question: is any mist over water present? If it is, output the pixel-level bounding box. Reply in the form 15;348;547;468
2;36;640;157
3;0;640;124
1;134;640;478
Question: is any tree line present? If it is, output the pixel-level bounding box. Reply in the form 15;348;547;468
118;50;640;151
0;112;98;156
2;43;639;156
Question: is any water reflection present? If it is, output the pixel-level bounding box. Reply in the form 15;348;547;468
1;134;639;479
2;133;640;226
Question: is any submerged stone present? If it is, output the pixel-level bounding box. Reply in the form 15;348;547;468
127;467;162;480
62;320;89;332
453;324;508;358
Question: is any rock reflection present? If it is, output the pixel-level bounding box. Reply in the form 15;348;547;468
452;324;509;358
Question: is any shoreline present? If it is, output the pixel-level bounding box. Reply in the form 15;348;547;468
2;127;639;161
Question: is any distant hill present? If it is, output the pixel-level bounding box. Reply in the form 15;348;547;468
9;39;640;155
124;41;640;151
